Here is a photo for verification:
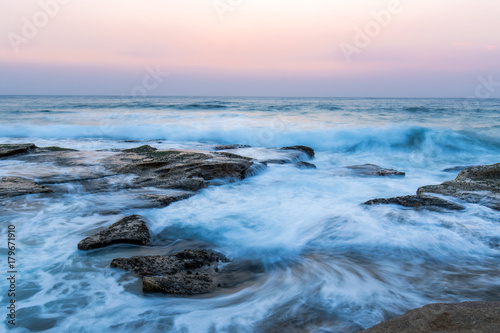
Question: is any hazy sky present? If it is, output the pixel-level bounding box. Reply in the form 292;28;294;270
1;0;499;97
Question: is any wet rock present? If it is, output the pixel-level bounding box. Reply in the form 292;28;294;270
38;146;78;152
364;195;464;211
442;165;473;173
418;163;500;210
104;146;256;192
280;146;315;159
78;215;150;250
0;177;52;197
362;301;500;333
140;192;195;208
0;143;37;158
110;250;227;295
214;144;251;150
347;164;405;177
295;161;317;169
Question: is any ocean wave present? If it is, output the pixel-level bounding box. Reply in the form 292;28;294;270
315;104;343;111
403;106;448;112
59;101;232;110
1;123;498;157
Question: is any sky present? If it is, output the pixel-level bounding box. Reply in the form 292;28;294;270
0;0;499;97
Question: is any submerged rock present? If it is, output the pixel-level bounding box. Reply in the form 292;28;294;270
0;143;37;158
214;144;251;150
139;192;195;208
295;161;317;169
78;215;150;250
280;146;315;159
110;250;227;295
362;301;500;333
418;163;500;210
364;195;464;211
0;176;52;197
347;164;405;177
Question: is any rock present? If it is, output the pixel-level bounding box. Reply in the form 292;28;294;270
442;166;473;173
362;301;500;333
418;163;500;210
39;146;78;152
295;161;317;169
214;144;251;150
104;146;257;192
110;249;226;295
0;177;52;197
347;164;405;177
78;215;150;250
280;146;315;159
140;192;195;208
364;195;464;211
0;143;37;158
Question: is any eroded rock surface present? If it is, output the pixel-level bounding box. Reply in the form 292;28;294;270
78;215;150;250
418;163;500;210
110;249;227;295
347;164;405;177
104;145;257;192
362;302;500;333
0;176;52;197
364;195;464;211
0;143;37;158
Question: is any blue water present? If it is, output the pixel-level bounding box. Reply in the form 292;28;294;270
1;96;500;332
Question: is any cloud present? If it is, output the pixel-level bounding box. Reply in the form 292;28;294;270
487;45;498;50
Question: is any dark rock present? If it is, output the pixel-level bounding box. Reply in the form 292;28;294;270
123;145;158;154
104;146;256;192
78;215;150;251
140;192;195;208
442;165;473;173
362;301;500;333
110;250;226;295
261;159;290;165
295;161;317;169
347;164;405;177
364;195;464;211
0;143;37;158
280;146;315;159
0;177;52;197
214;144;251;150
39;146;78;152
418;163;500;210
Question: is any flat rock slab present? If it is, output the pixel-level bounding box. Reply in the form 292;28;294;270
363;301;500;333
78;215;150;250
110;249;227;295
418;163;500;210
347;164;405;177
0;143;37;158
364;195;464;211
0;176;52;197
104;145;257;192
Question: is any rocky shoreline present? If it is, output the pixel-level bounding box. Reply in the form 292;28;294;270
1;143;500;331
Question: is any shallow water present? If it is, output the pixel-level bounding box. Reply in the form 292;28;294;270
1;96;500;332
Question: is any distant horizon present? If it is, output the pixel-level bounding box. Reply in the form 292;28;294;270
1;94;500;100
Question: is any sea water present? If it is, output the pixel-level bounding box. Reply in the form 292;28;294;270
0;96;499;332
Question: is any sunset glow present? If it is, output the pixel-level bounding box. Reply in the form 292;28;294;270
1;0;499;96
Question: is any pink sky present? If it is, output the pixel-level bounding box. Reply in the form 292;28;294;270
1;0;499;96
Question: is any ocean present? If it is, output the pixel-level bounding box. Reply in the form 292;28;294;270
1;95;500;332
